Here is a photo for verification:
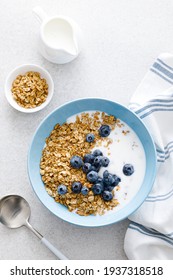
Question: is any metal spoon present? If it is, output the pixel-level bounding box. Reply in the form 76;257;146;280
0;195;68;260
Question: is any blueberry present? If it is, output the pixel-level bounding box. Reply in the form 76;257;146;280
81;186;89;195
82;162;92;173
87;171;98;183
104;185;115;192
99;125;111;137
111;174;121;186
93;156;103;167
71;181;82;193
57;184;67;195
103;174;121;191
101;156;110;167
92;149;103;157
83;153;95;164
91;164;101;172
103;173;115;185
92;183;104;195
123;164;134;176
103;170;109;178
96;176;104;185
102;191;113;201
86;133;95;143
70;155;83;169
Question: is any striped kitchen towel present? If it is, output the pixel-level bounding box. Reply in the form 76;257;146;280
124;53;173;259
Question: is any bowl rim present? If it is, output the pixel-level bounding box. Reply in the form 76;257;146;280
28;97;157;227
4;63;54;113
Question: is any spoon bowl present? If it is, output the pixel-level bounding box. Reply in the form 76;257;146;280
0;195;30;228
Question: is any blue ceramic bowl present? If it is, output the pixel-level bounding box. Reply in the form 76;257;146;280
28;98;156;227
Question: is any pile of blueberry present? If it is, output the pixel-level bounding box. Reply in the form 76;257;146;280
57;124;134;202
69;148;121;201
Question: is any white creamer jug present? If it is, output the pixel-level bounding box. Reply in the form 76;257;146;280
33;6;82;64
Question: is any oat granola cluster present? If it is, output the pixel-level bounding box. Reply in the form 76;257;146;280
40;112;120;216
11;71;48;108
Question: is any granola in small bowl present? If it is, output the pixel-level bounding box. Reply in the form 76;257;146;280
5;64;54;113
11;71;48;109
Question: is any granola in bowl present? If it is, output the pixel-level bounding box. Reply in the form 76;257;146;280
40;111;146;216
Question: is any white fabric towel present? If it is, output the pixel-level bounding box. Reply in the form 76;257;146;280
124;53;173;260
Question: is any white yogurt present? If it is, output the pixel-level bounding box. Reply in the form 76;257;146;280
67;111;146;213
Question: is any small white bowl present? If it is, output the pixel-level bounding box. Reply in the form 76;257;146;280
4;64;54;113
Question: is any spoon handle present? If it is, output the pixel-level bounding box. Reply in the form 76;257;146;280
25;221;68;259
41;237;68;260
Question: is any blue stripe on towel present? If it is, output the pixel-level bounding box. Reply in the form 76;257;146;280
150;68;173;84
135;102;173;115
163;141;173;150
157;145;173;157
151;228;173;238
147;187;173;199
130;222;164;236
157;153;173;162
130;98;173;111
157;58;173;71
140;108;173;119
157;142;173;154
153;62;173;80
146;191;173;202
150;98;173;103
157;150;173;159
157;159;166;163
130;222;173;239
155;142;173;162
157;153;165;158
146;188;173;202
156;142;173;163
130;96;173;117
129;222;173;245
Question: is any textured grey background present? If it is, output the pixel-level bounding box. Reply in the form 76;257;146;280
1;0;173;260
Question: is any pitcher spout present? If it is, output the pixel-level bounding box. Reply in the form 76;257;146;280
54;48;78;63
65;41;79;57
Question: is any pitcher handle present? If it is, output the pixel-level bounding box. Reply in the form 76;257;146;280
33;6;48;23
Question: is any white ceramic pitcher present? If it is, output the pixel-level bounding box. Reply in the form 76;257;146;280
33;6;82;64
